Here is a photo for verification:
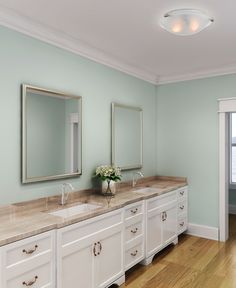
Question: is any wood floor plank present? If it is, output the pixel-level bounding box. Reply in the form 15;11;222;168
124;263;166;288
220;275;236;288
144;262;197;288
122;215;236;288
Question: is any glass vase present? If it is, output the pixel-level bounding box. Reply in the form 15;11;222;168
102;180;116;196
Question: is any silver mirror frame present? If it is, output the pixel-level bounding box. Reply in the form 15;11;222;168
21;84;82;183
111;102;143;170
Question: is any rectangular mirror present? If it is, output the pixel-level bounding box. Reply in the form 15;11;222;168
21;84;82;183
112;103;143;170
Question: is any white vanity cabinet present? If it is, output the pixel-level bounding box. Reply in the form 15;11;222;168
57;208;124;288
0;185;188;288
0;230;55;288
177;186;188;235
124;201;145;271
144;191;178;265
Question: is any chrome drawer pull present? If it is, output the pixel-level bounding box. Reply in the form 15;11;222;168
131;227;138;234
22;276;38;286
131;250;138;256
22;245;38;255
131;208;138;214
180;205;185;210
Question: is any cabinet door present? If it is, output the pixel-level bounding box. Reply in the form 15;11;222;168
57;209;123;288
162;201;177;245
94;223;123;288
146;207;163;257
58;235;94;288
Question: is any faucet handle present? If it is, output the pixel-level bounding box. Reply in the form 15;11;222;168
137;171;144;177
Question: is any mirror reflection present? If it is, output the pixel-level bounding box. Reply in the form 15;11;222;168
22;84;82;183
112;103;143;170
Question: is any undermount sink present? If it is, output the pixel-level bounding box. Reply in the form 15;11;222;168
48;203;102;218
133;187;161;194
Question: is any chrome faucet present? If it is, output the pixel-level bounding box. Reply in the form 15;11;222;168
59;183;74;205
132;171;144;187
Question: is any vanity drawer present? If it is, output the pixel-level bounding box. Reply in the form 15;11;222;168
147;191;177;211
6;261;52;288
178;187;188;199
178;200;187;215
125;220;143;243
3;231;54;268
61;209;122;246
124;201;144;220
178;216;187;234
125;240;144;271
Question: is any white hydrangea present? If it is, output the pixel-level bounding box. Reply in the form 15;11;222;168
95;165;121;181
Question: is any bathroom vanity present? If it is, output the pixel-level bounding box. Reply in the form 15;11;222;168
0;177;188;288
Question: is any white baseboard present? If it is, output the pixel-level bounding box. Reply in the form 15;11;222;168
229;204;236;215
186;223;219;241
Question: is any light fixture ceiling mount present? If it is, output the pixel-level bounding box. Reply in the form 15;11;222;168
160;9;214;36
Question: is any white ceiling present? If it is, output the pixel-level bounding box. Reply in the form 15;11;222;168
0;0;235;84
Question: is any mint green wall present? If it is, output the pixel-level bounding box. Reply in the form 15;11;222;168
4;22;235;229
156;75;236;228
0;26;156;205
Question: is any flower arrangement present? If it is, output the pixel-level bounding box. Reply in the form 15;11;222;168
95;165;121;200
95;165;121;182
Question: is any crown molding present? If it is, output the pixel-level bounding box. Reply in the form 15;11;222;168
157;65;236;85
0;5;236;87
0;5;157;84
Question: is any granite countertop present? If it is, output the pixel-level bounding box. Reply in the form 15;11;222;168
0;176;187;247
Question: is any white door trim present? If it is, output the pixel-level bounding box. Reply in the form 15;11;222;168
218;98;236;241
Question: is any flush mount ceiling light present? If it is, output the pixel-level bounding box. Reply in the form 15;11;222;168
160;9;214;36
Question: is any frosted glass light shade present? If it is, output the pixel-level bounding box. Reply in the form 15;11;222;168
160;9;214;36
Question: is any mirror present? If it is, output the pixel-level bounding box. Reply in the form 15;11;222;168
21;84;82;183
112;103;143;170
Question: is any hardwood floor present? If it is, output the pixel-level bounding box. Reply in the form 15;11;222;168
122;215;236;288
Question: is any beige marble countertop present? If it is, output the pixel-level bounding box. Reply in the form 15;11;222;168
0;176;187;247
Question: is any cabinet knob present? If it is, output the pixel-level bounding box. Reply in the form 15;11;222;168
130;250;138;257
180;205;185;210
180;222;185;227
180;191;184;196
22;276;38;286
131;227;138;234
22;245;38;255
131;208;138;214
